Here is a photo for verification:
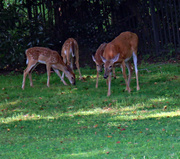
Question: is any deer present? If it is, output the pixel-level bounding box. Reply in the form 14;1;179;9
92;43;107;88
22;47;75;90
61;38;83;80
100;31;140;96
92;43;118;88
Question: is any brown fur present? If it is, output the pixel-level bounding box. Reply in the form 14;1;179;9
22;47;75;89
102;31;140;96
92;43;107;88
61;38;82;79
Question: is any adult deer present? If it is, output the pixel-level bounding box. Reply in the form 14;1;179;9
92;43;107;88
92;43;118;88
61;38;82;80
101;31;140;96
22;47;75;89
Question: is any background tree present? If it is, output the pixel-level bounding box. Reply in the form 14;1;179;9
0;0;179;70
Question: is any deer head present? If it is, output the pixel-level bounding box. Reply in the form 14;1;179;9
101;54;120;79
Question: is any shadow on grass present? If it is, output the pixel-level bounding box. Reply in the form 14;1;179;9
0;64;180;158
0;109;180;158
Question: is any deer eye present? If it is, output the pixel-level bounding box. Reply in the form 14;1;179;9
109;66;112;69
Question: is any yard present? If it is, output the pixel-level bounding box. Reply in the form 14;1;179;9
0;63;180;159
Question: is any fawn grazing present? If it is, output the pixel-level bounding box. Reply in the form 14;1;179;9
101;31;140;96
22;47;75;89
61;38;82;80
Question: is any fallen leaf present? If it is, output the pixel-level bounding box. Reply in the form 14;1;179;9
162;128;165;131
163;106;167;110
7;128;10;132
121;128;126;131
107;135;112;138
93;124;98;128
116;141;121;143
134;143;138;145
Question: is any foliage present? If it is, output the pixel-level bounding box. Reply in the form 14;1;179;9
0;64;180;158
0;3;58;69
0;0;180;70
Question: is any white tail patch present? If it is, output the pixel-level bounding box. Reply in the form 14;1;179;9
70;47;75;57
133;52;138;73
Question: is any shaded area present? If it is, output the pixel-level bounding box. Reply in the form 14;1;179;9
0;0;180;70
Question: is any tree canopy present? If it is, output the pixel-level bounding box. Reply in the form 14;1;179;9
0;0;180;70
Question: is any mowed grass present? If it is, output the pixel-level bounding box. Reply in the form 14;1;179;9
0;63;180;159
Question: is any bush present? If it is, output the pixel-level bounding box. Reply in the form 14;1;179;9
0;3;56;69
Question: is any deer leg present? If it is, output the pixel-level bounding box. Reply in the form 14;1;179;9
125;61;133;91
52;68;67;85
22;61;37;89
28;63;39;87
62;72;65;80
133;52;140;91
122;61;130;93
75;59;83;80
107;73;112;96
46;64;51;87
96;71;99;88
112;67;116;79
61;55;67;80
71;57;74;71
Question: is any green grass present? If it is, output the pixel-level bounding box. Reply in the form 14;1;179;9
0;63;180;159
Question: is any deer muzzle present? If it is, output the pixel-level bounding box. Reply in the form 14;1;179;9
104;74;108;79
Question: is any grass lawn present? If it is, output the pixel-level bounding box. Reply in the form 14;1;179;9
0;63;180;159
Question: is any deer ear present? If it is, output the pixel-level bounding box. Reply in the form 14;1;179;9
100;55;107;63
92;55;96;62
112;53;120;63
